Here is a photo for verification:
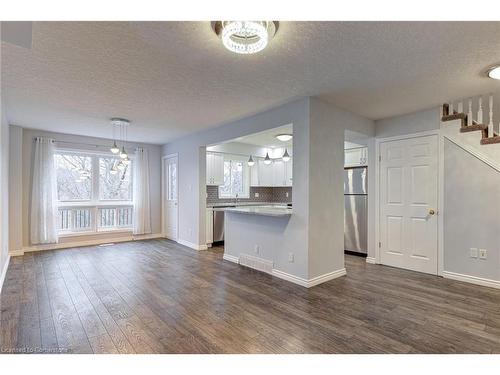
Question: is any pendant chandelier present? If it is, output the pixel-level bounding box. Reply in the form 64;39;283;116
110;118;131;172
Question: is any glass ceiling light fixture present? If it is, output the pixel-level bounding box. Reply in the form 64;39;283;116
487;65;500;80
110;162;118;175
264;152;272;165
275;134;293;142
282;148;290;162
211;21;279;55
110;118;130;159
247;155;255;167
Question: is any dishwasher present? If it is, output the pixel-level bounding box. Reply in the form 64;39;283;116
213;206;235;243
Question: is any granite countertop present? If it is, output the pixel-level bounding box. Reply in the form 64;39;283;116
213;205;293;217
207;202;290;208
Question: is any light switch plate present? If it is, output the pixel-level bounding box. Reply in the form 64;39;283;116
479;249;487;260
255;192;259;198
470;248;478;258
288;252;294;262
254;245;260;254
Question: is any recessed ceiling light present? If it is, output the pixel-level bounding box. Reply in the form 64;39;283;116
275;134;293;142
211;21;279;55
487;65;500;80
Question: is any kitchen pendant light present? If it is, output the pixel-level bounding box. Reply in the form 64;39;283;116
264;152;272;165
117;161;125;171
123;157;131;165
282;148;290;162
247;155;255;167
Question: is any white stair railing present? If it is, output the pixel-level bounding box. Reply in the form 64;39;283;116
445;93;499;138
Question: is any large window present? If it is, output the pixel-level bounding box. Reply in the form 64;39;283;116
54;150;133;234
219;156;249;198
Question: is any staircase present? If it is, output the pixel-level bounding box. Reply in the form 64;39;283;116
442;95;500;145
441;94;500;171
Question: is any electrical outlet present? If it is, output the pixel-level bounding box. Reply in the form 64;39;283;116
286;192;289;198
288;252;294;262
479;249;487;260
470;248;478;258
254;245;260;254
255;192;259;198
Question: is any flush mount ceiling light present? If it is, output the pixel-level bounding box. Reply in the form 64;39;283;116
487;65;500;80
275;134;293;142
211;21;279;54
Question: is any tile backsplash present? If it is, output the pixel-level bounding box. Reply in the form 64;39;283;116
206;185;292;205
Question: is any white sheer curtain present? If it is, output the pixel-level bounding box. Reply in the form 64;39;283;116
30;137;58;244
133;147;151;235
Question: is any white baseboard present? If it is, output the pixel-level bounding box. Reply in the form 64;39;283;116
176;239;208;251
0;255;11;295
272;268;346;288
365;257;376;264
443;271;500;290
222;254;239;264
9;249;25;257
14;233;163;255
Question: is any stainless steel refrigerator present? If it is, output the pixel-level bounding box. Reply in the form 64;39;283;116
344;167;368;255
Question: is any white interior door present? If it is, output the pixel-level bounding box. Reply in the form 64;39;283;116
164;155;178;240
379;134;438;274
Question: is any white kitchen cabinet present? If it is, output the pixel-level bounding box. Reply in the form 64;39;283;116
272;160;286;187
285;158;293;186
206;152;224;185
206;208;213;246
257;159;274;186
345;147;368;167
250;161;260;187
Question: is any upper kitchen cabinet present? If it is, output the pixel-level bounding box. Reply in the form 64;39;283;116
257;159;274;186
254;158;293;187
345;147;368;167
206;152;224;185
272;160;286;187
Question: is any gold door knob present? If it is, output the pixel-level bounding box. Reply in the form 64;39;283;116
429;209;436;215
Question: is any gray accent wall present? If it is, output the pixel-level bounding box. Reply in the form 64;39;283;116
444;139;500;281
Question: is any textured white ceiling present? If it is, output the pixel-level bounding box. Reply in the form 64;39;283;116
2;21;500;144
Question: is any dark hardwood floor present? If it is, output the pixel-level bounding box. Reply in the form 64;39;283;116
1;239;500;353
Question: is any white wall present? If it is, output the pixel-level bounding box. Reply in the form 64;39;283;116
163;97;374;281
375;107;440;138
374;106;500;283
163;98;311;249
9;126;162;251
443;139;500;281
0;101;10;287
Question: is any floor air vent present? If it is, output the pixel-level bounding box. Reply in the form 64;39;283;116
238;254;273;274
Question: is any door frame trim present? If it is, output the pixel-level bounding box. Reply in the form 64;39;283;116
162;153;179;240
374;129;443;275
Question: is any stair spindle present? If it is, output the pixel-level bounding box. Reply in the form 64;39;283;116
478;96;483;124
457;101;463;113
467;98;473;126
488;94;494;138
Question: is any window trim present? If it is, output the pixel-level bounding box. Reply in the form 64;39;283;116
54;148;134;234
218;154;250;199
